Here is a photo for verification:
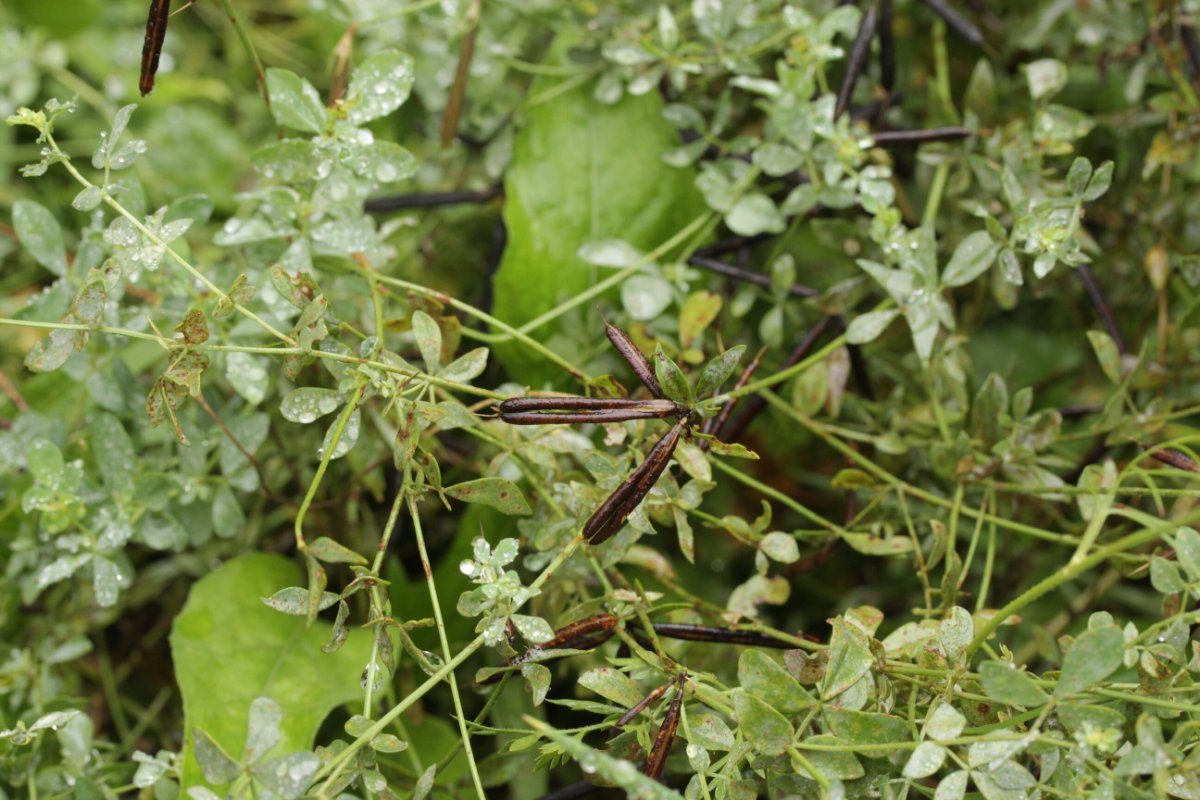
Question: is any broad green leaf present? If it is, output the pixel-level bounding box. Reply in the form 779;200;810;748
679;290;722;347
1083;161;1115;201
903;741;946;778
733;689;793;755
265;69;326;133
739;650;814;713
845;309;900;344
726;193;785;236
1086;330;1122;384
938;607;973;665
621;274;673;321
695;345;745;399
444;478;532;515
411;310;443;374
279;388;342;425
171;554;374;789
925;702;966;741
759;532;800;564
1026;58;1067;101
1055;625;1124;696
821;618;873;700
799;735;864;780
823;709;910;757
1173;527;1200;581
942;231;1001;287
934;770;969;800
654;346;690;404
306;537;368;565
440;347;489;383
577;667;642;707
1066;157;1093;197
491;57;705;385
14;199;68;276
523;717;684;800
978;662;1049;707
345;50;415;125
243;697;282;763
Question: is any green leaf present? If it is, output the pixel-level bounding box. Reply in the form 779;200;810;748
739;650;814;713
822;709;910;757
1086;330;1122;384
523;717;684;800
978;662;1049;707
306;537;368;566
821;618;873;700
491;60;705;385
799;735;865;780
1066;157;1093;197
411;310;443;374
1172;527;1200;581
444;478;532;515
345;50;414;126
925;702;966;741
1026;58;1067;101
938;607;973;665
1054;625;1124;696
577;667;642;707
733;689;793;756
653;346;690;404
266;69;326;133
726;193;785;236
695;345;746;399
171;554;374;789
14;199;68;276
903;741;946;778
845;309;900;344
1083;161;1115;201
680;291;722;348
440;347;488;383
942;231;1002;288
279;388;342;425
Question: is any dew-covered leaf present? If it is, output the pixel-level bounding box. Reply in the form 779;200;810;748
14;199;68;276
346;50;415;125
266;69;326;133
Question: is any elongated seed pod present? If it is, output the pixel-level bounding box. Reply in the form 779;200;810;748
605;323;664;399
643;677;685;782
647;623;796;649
140;0;171;96
583;417;688;544
918;0;984;47
500;397;678;412
1146;445;1200;474
477;614;620;684
615;678;673;729
502;409;685;425
499;397;684;425
879;0;895;93
834;5;877;119
871;127;972;146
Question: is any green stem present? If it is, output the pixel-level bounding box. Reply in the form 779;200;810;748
217;0;271;110
407;496;486;800
967;522;1176;656
294;382;366;551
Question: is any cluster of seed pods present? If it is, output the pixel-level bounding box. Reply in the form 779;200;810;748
498;323;695;545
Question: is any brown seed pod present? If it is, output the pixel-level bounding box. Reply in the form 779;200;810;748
605;322;664;399
140;0;171;96
643;674;686;782
583;416;688;545
499;397;685;425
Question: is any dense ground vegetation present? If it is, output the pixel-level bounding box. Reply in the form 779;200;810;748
3;0;1200;798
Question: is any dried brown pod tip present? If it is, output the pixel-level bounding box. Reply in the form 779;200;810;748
139;0;171;96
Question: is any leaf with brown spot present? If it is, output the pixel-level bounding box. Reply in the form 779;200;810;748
444;478;532;516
